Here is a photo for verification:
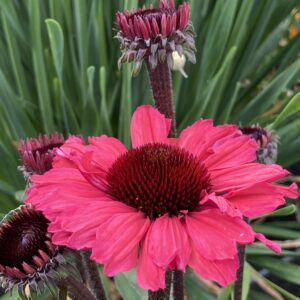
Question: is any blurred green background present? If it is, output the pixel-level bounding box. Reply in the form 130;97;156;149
0;0;300;299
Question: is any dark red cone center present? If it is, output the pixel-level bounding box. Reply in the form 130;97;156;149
107;143;211;219
0;208;51;269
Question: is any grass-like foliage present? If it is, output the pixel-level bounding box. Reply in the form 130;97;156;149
0;0;299;299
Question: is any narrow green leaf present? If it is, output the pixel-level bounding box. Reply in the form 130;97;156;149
242;263;251;300
249;263;299;300
217;284;233;300
114;270;147;300
237;58;300;123
99;67;113;135
252;224;299;239
45;19;64;75
28;0;54;132
271;92;300;128
252;204;297;220
184;269;216;300
250;257;300;285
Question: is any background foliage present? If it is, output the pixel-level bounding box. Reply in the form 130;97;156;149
0;0;300;299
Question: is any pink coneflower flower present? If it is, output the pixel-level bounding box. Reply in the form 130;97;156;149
240;125;278;164
26;105;298;291
19;133;65;177
116;0;196;75
0;205;65;296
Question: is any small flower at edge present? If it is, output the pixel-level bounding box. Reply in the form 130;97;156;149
18;133;65;178
240;125;278;164
0;205;69;298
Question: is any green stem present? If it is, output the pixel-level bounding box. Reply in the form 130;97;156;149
80;250;107;300
58;275;96;300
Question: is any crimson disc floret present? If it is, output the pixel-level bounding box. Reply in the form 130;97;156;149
107;143;211;219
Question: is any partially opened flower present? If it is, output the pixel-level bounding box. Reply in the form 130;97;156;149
19;133;65;178
0;205;66;297
240;125;278;164
116;0;196;75
26;105;298;291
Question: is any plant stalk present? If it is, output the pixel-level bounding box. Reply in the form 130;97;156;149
58;275;96;300
80;250;107;300
146;60;176;137
234;244;246;300
173;270;184;300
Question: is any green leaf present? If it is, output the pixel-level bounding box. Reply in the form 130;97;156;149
248;263;299;300
271;91;300;128
252;224;299;239
250;257;300;285
217;284;233;300
184;269;216;300
114;269;147;300
237;58;300;124
242;263;251;300
252;204;297;219
45;19;64;75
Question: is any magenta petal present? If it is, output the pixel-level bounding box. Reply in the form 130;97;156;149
210;163;289;193
137;229;166;291
185;209;254;260
225;182;298;218
204;135;257;170
130;105;171;148
255;233;281;254
91;212;150;276
148;214;191;271
178;119;213;156
201;193;242;218
189;243;239;286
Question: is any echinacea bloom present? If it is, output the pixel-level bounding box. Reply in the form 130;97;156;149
116;0;196;75
240;126;278;164
26;105;298;291
19;133;65;177
0;205;65;296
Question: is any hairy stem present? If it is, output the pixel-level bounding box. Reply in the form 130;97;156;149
58;275;96;300
80;250;107;300
146;60;176;137
173;270;184;300
234;244;246;300
148;270;172;300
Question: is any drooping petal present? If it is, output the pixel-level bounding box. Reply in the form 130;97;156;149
189;242;239;286
185;208;254;260
137;229;166;291
148;214;191;271
201;193;242;218
204;135;257;170
210;163;289;193
225;182;298;218
255;233;281;254
91;212;150;276
130;105;171;148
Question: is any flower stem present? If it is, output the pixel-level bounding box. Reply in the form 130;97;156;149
58;275;96;300
173;270;184;300
234;244;246;300
146;60;176;137
148;270;172;300
80;251;107;300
